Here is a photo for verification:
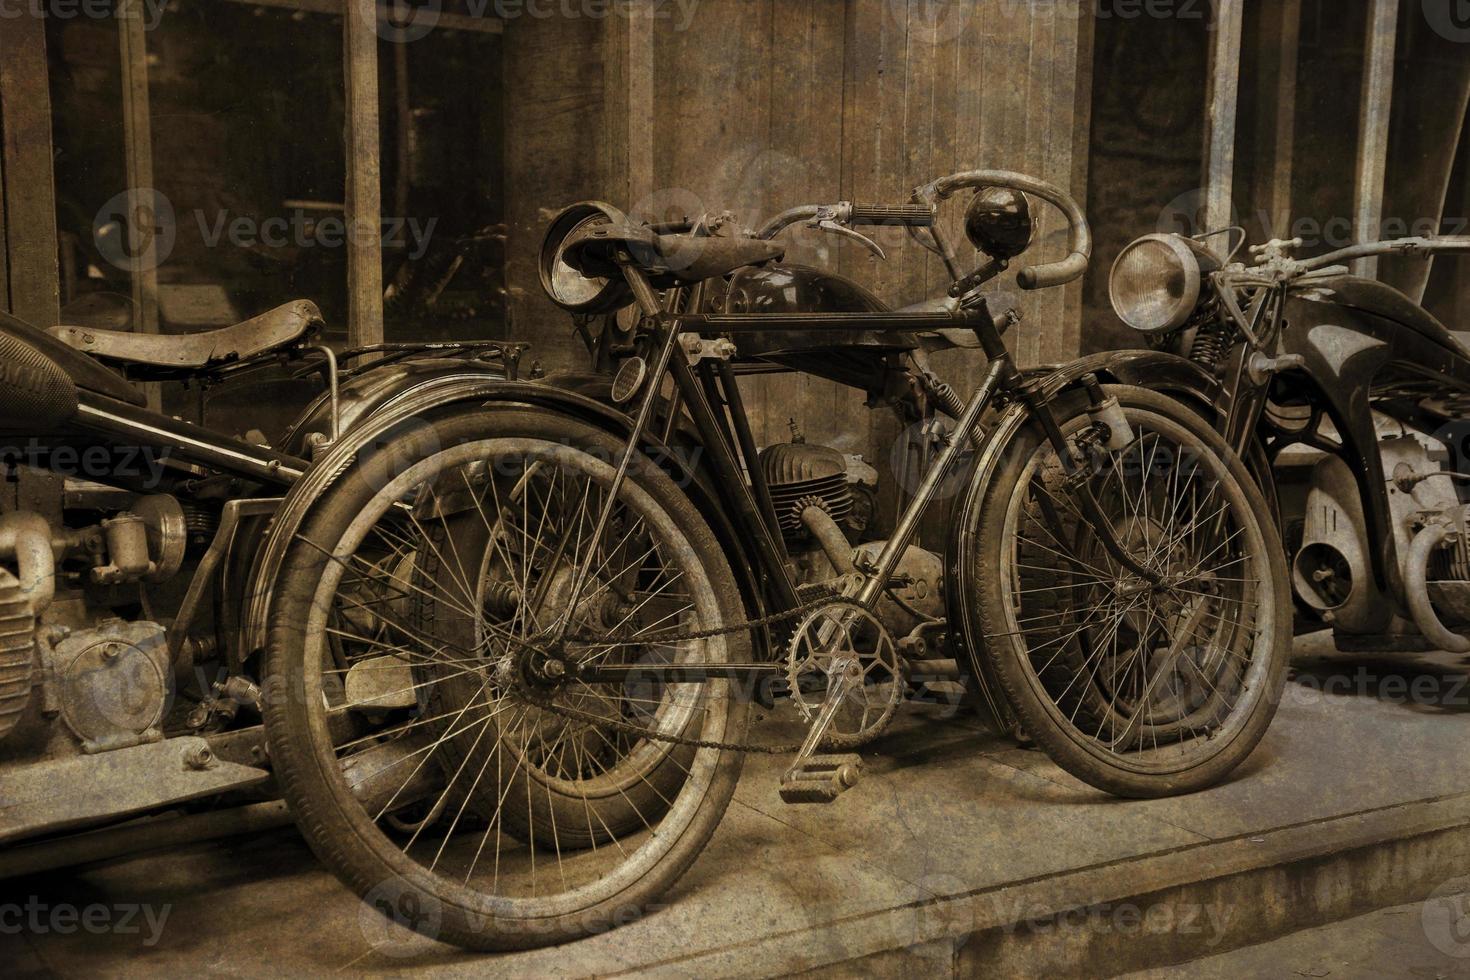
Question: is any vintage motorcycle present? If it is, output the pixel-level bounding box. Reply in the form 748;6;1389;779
1099;230;1470;655
251;170;1290;950
0;304;531;871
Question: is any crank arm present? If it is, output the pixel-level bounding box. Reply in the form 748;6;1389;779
783;658;857;781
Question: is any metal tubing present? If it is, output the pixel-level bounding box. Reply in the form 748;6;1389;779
76;395;307;486
856;358;1007;609
0;511;56;613
674;311;978;334
169;498;282;666
715;360;788;562
550;266;685;644
668;347;802;612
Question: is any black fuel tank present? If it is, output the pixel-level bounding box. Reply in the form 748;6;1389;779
1301;275;1464;353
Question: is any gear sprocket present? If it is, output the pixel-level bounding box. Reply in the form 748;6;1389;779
786;599;904;750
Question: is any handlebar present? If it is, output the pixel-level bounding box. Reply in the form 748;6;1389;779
1300;235;1470;273
914;169;1092;290
848;203;935;227
754;201;934;241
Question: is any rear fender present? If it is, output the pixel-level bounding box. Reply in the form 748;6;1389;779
241;375;764;662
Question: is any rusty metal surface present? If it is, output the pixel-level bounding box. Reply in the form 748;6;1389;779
0;735;268;844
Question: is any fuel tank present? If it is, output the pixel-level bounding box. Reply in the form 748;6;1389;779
1291;275;1468;356
720;263;913;390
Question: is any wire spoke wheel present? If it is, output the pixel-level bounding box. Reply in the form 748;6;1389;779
966;385;1289;797
263;410;749;951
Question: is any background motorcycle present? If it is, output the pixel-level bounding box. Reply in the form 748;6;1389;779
1100;230;1470;654
255;170;1291;950
0;300;527;873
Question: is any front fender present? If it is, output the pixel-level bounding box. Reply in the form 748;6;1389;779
1033;348;1225;416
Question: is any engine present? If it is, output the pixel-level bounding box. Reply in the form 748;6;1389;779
759;421;944;645
1289;415;1470;650
0;491;189;757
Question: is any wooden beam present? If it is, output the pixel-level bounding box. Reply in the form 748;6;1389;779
344;0;384;347
119;0;162;410
0;13;59;327
626;0;655;206
1253;0;1301;240
1353;0;1401;278
1203;0;1245;234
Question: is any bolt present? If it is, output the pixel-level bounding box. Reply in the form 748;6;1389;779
543;659;567;680
183;745;216;771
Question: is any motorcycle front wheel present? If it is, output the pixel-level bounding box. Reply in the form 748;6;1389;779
262;409;748;951
967;384;1289;797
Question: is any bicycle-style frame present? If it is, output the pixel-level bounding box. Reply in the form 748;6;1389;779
549;261;1158;695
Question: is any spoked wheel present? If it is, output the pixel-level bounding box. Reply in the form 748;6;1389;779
263;409;749;951
968;385;1289;797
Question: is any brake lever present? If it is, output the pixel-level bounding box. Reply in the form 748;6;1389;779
816;219;886;259
805;205;887;260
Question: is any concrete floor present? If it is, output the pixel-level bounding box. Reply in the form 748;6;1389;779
8;634;1470;977
1124;892;1470;979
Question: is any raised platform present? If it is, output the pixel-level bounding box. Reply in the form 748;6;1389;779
9;634;1470;977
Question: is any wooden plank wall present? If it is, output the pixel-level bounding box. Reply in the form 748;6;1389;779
504;0;1090;456
0;14;61;327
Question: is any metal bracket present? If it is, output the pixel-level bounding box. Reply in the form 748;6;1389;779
681;333;738;366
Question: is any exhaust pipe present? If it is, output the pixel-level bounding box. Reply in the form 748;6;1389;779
0;512;57;615
1404;522;1470;653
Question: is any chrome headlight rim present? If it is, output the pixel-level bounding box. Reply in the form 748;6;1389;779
538;201;633;314
1108;233;1202;335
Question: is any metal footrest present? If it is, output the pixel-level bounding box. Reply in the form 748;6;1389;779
778;753;862;805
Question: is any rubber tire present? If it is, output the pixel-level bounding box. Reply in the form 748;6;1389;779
263;408;750;951
972;384;1290;798
413;430;702;850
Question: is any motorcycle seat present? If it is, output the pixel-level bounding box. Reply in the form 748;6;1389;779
563;221;786;283
48;300;324;372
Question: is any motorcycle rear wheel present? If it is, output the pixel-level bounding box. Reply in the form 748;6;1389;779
968;385;1289;797
263;408;748;951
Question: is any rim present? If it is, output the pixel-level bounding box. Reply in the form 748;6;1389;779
294;437;733;919
993;407;1275;776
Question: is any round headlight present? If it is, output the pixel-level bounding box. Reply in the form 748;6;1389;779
1109;234;1202;334
538;202;632;314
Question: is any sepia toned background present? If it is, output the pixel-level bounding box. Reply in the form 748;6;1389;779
1;0;1468;452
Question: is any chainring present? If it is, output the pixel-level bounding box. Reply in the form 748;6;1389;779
786;599;904;750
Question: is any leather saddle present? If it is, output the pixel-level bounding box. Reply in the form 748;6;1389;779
562;221;785;284
50;300;324;376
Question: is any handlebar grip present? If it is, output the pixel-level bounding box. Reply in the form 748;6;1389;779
849;203;934;228
1018;252;1089;291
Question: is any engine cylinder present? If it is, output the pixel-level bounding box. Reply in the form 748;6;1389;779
0;567;35;741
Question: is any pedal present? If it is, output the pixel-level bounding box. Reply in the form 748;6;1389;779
778;753;862;805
